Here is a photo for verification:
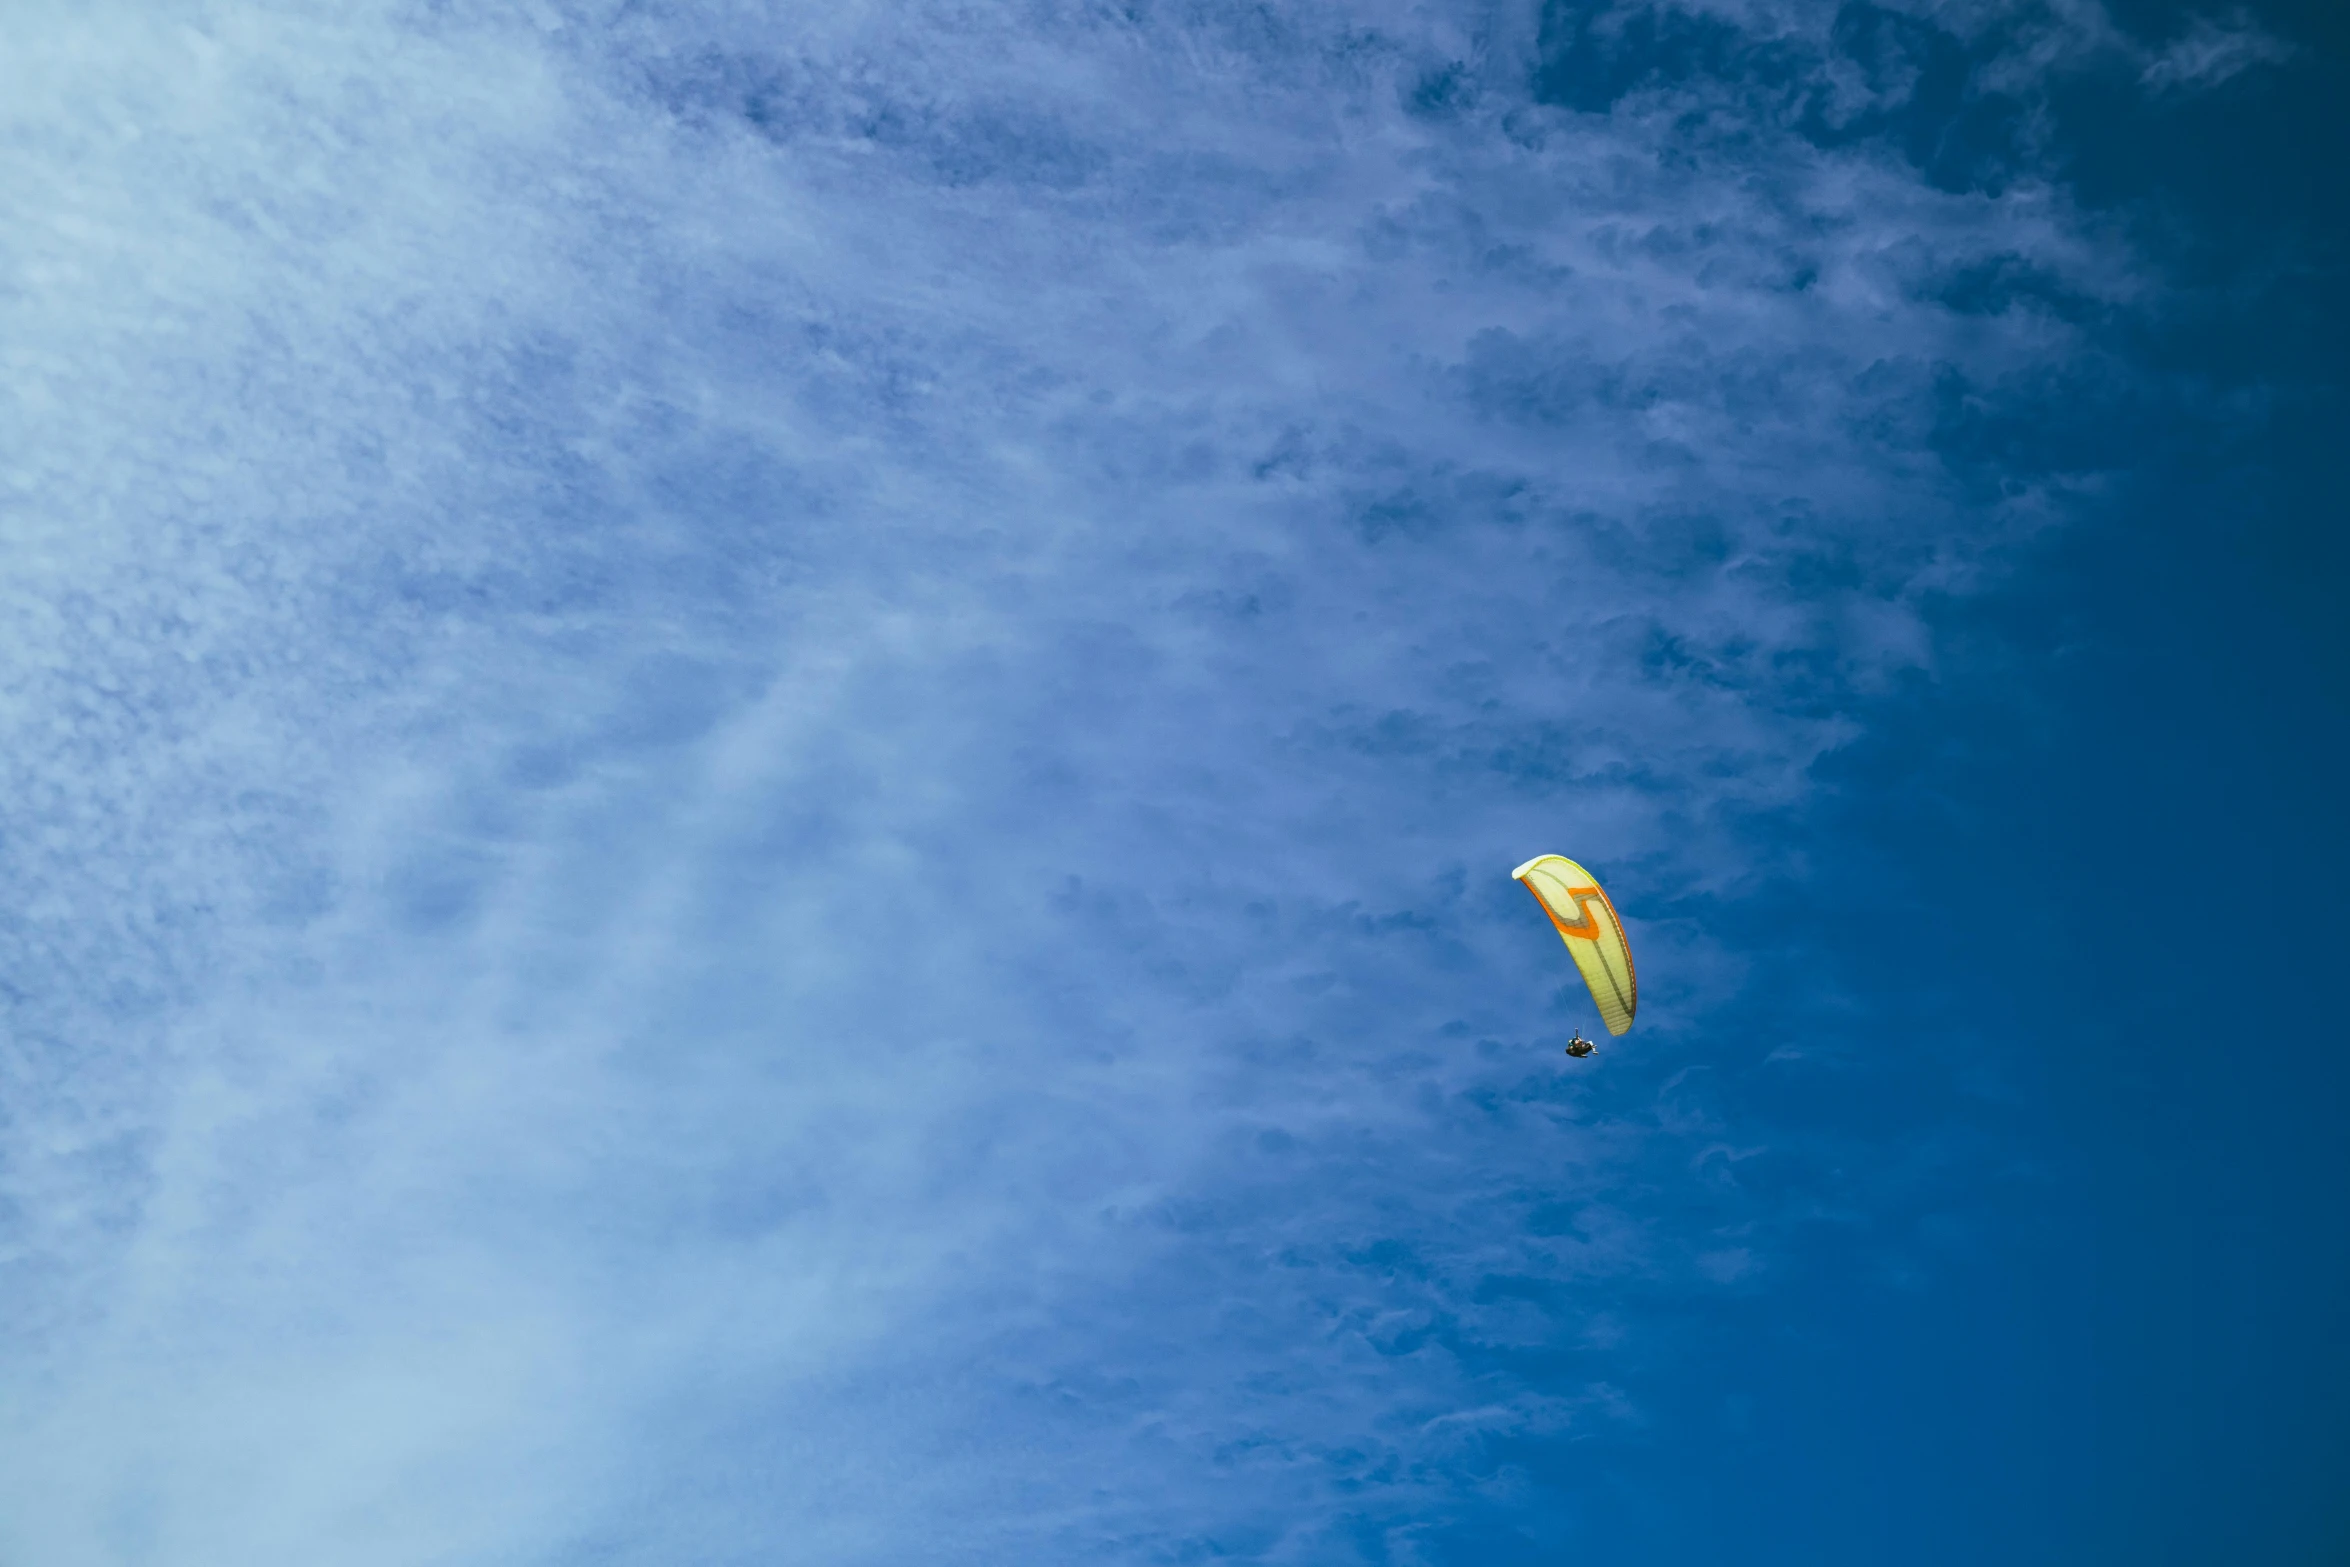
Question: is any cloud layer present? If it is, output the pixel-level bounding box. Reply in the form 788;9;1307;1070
0;0;2247;1559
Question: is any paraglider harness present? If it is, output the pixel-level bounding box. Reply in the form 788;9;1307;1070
1564;1033;1596;1058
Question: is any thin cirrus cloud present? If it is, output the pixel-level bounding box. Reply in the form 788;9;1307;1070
0;0;2241;1560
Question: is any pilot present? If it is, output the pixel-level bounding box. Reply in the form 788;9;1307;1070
1565;1034;1596;1058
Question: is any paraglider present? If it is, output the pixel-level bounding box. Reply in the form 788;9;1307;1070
1512;854;1637;1053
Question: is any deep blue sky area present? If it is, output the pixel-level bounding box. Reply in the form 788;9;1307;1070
1;1;2344;1562
1413;3;2350;1560
1892;16;2346;1558
1566;9;2350;1553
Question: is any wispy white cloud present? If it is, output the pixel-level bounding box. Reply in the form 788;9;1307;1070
0;0;2175;1558
2138;9;2295;92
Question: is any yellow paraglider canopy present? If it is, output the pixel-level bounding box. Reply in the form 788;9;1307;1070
1513;854;1637;1037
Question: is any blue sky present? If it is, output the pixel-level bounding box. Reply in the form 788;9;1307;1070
1;1;2343;1562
